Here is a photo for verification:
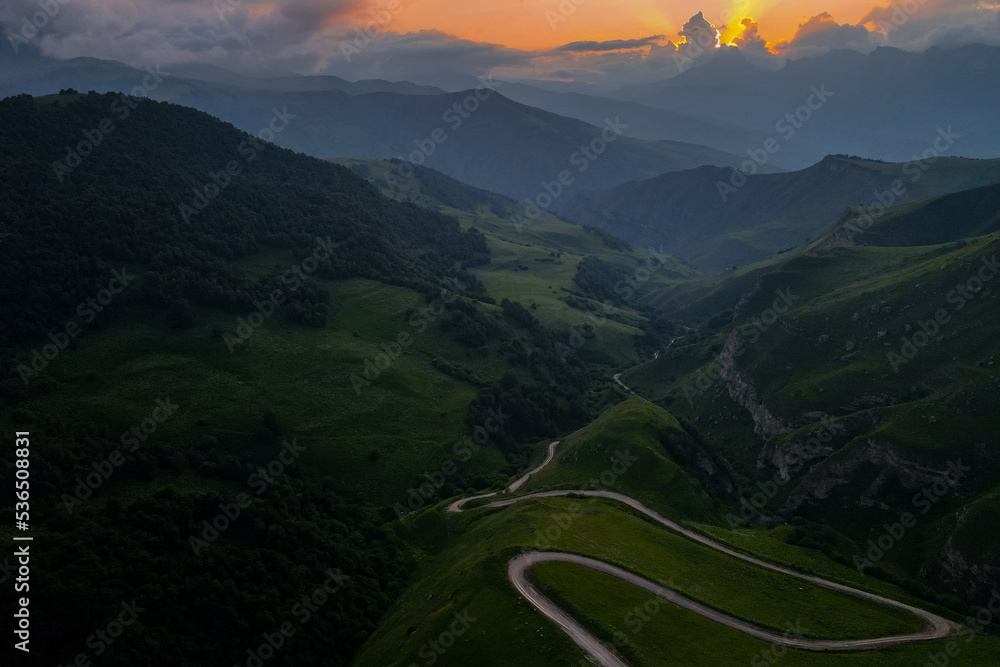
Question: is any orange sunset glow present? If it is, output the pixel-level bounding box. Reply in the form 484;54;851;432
373;0;891;51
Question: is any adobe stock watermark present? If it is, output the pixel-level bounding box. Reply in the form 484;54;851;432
511;116;628;232
887;254;998;372
574;591;672;664
213;0;245;20
842;126;961;242
223;236;343;352
235;569;349;667
55;600;145;666
926;589;1000;667
674;26;720;74
17;267;136;384
338;0;402;62
749;619;810;667
189;439;306;555
546;246;676;364
545;0;586;30
61;398;179;513
180;106;296;223
406;607;477;666
725;419;843;528
868;0;933;37
854;459;970;573
7;0;70;54
682;287;799;406
350;280;462;393
384;76;502;189
393;406;511;520
717;86;834;201
50;67;170;182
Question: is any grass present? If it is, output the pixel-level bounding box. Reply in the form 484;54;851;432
355;492;946;667
532;560;1000;666
16;278;504;503
519;395;722;523
330;156;693;367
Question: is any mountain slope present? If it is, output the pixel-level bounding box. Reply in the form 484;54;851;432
821;182;1000;249
619;188;1000;607
565;154;1000;269
173;86;749;203
612;44;1000;166
494;82;801;168
0;52;752;205
0;92;680;665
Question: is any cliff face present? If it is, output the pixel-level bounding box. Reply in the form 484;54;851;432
757;417;841;481
778;436;1000;603
718;329;790;442
777;437;953;513
810;225;858;253
931;509;1000;602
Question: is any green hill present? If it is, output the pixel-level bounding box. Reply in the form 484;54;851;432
518;395;730;522
565;154;1000;269
158;84;750;205
354;397;997;666
0;92;674;666
619;186;1000;608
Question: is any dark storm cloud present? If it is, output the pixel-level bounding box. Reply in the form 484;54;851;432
553;35;666;53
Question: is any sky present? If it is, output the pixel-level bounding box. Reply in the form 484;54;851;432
2;0;999;86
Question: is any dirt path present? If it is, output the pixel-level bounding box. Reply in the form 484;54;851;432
445;441;559;513
612;373;633;394
450;459;959;665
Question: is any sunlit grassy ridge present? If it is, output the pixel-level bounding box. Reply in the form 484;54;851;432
616;187;1000;608
518;395;725;522
355;495;953;667
533;561;1000;666
353;397;981;666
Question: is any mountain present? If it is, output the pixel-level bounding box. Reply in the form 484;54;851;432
0;52;443;98
611;44;1000;167
819;182;1000;249
168;85;751;204
621;184;1000;606
564;154;1000;269
166;63;447;95
0;91;694;665
0;52;753;205
493;82;805;169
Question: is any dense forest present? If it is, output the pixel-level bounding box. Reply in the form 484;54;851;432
0;92;628;664
0;93;490;355
2;407;410;665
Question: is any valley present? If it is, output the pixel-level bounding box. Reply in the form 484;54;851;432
2;27;999;667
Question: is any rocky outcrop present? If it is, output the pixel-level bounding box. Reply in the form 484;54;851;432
758;418;844;481
810;226;858;252
718;329;790;442
778;437;965;514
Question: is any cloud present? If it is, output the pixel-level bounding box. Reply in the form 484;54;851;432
679;11;720;49
772;12;883;58
860;0;1000;50
553;35;666;53
730;18;767;50
0;0;369;72
327;30;533;82
1;0;998;88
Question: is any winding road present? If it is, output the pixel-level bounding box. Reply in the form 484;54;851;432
448;441;959;666
611;373;634;394
446;440;560;513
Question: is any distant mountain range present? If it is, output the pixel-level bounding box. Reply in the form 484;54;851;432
609;44;1000;166
0;49;751;204
3;44;1000;269
564;154;1000;269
